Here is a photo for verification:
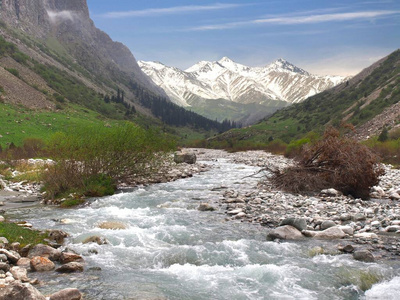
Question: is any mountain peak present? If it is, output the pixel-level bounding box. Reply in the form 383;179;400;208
218;57;235;64
269;58;309;75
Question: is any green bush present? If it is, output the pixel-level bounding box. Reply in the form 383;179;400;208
42;123;175;199
5;67;20;78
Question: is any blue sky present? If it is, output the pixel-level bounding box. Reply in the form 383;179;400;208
87;0;400;76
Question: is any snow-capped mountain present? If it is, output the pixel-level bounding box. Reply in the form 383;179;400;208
139;57;347;107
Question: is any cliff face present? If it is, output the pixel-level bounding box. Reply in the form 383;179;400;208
0;0;164;95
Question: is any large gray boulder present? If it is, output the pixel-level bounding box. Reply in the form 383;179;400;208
267;225;304;240
27;244;61;261
279;217;307;231
353;250;375;262
303;227;346;239
174;151;197;164
50;288;82;300
0;281;46;300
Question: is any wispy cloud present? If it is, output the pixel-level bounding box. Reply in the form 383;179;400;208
187;10;400;31
99;3;246;19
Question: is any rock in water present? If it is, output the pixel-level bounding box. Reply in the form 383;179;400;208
303;227;346;239
97;221;127;230
50;288;82;300
56;262;84;273
267;225;304;240
279;217;307;231
27;244;61;261
320;220;336;230
353;250;375;262
82;236;108;245
198;203;215;211
174;151;197;164
30;256;55;272
0;281;46;300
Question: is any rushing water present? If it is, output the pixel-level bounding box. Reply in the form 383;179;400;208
8;158;400;299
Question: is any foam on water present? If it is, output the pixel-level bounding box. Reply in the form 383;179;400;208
365;276;400;299
8;159;400;299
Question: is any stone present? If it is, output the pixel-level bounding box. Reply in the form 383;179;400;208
227;208;243;215
391;220;400;226
0;262;10;272
386;225;400;232
354;232;379;239
10;242;20;252
0;249;21;263
10;266;29;282
82;236;108;245
339;244;355;253
0;281;46;300
389;192;400;200
198;203;215;211
60;252;83;264
279;217;307;231
371;221;381;227
0;237;9;245
0;254;8;262
320;188;342;197
97;221;127;230
48;230;69;244
340;213;351;221
174;151;197;164
50;288;82;300
56;262;84;273
304;227;346;239
352;213;366;221
353;250;375;262
267;225;304;240
27;244;61;261
321;220;336;230
338;225;354;235
0;216;4;222
16;258;31;268
30;256;55;272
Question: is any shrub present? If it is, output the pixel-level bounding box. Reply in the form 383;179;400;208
265;139;287;155
42;123;175;199
5;67;20;78
269;128;384;199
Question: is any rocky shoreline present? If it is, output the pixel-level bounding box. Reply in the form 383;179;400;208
194;149;400;262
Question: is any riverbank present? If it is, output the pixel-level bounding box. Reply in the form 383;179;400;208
194;149;400;261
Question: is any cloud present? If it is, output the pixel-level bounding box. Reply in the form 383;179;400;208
187;10;400;31
47;10;76;23
99;3;246;19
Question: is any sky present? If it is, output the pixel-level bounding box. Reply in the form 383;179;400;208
87;0;400;76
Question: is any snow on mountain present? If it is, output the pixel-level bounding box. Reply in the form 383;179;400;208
138;57;347;108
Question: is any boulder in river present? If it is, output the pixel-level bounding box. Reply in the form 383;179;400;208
174;151;197;164
30;256;55;272
198;203;215;211
82;236;108;245
97;221;127;230
60;252;83;264
28;244;61;261
279;217;307;231
50;288;82;300
267;225;304;240
353;250;375;262
303;227;346;239
56;262;84;273
0;281;46;300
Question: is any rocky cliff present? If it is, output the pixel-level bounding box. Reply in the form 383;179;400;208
0;0;163;95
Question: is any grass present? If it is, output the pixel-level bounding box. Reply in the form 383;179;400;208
0;221;48;248
0;102;123;148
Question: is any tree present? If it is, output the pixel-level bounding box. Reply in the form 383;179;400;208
378;127;389;142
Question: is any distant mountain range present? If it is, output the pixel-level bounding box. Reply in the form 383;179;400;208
139;57;347;124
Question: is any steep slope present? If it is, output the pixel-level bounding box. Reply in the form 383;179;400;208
210;49;400;143
139;57;345;124
0;0;232;137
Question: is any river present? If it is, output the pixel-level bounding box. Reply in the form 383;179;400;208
7;156;400;299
